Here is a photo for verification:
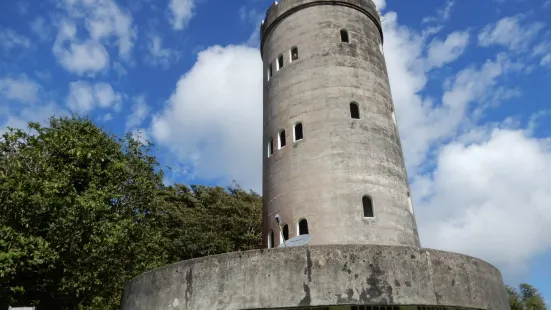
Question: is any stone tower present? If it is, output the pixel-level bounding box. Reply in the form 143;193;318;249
261;0;419;248
120;1;512;309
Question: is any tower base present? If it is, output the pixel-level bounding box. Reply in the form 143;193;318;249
120;244;510;310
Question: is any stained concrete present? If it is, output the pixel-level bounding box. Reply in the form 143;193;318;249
120;244;510;310
261;0;419;247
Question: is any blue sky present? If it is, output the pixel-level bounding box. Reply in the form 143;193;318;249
1;0;551;304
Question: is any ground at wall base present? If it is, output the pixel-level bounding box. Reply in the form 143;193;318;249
120;244;511;310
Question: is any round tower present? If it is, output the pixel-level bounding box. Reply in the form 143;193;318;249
261;0;420;248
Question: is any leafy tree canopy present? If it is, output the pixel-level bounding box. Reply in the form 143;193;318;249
507;283;548;310
0;116;262;309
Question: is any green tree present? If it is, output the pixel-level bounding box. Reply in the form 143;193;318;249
155;182;262;262
0;116;167;309
507;283;548;310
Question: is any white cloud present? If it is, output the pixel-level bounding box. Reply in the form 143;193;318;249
372;0;386;11
0;75;40;104
426;31;470;68
379;7;551;279
145;35;179;68
151;45;263;191
541;54;551;66
126;96;150;130
478;15;545;51
94;83;120;108
169;0;195;30
61;0;136;58
66;81;121;113
414;128;551;276
422;0;455;25
53;21;110;75
0;29;31;53
131;128;149;144
238;6;264;47
52;0;136;75
1;102;68;136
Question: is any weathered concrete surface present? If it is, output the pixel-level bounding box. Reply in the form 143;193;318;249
261;0;420;247
120;245;510;310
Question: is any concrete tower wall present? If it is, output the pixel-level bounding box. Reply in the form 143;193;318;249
261;0;420;247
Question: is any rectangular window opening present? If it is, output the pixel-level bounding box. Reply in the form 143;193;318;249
279;130;286;149
268;138;274;157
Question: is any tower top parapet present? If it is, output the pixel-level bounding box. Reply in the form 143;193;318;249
260;0;383;58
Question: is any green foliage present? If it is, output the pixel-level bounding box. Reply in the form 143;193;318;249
507;283;548;310
0;116;167;309
156;183;262;262
0;116;263;309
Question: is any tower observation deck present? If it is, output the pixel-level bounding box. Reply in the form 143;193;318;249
120;1;511;309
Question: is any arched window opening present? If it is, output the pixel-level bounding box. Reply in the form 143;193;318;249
294;123;303;141
277;54;284;70
298;219;309;235
290;47;298;61
391;106;397;125
268;231;274;248
268;63;272;81
407;191;413;213
350;102;360;119
278;130;286;149
362;195;374;218
283;224;289;241
268;138;274;157
340;29;349;43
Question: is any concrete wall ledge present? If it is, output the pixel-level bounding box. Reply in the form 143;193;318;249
120;244;510;310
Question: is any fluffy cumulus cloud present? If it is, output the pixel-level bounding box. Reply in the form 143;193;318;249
169;0;195;30
66;81;122;113
53;21;110;76
0;76;67;135
52;0;136;75
426;31;470;68
372;0;386;11
126;96;150;130
414;129;551;276
0;75;41;104
378;6;551;276
151;45;263;191
478;15;545;51
1;102;68;136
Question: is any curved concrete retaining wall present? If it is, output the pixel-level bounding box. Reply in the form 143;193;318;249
120;245;510;310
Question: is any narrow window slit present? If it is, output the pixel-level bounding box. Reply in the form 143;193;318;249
362;195;374;218
294;123;303;141
279;130;286;149
291;47;298;61
350;102;360;119
268;138;274;157
268;231;274;248
298;219;309;235
341;29;349;43
283;224;289;241
277;54;283;70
